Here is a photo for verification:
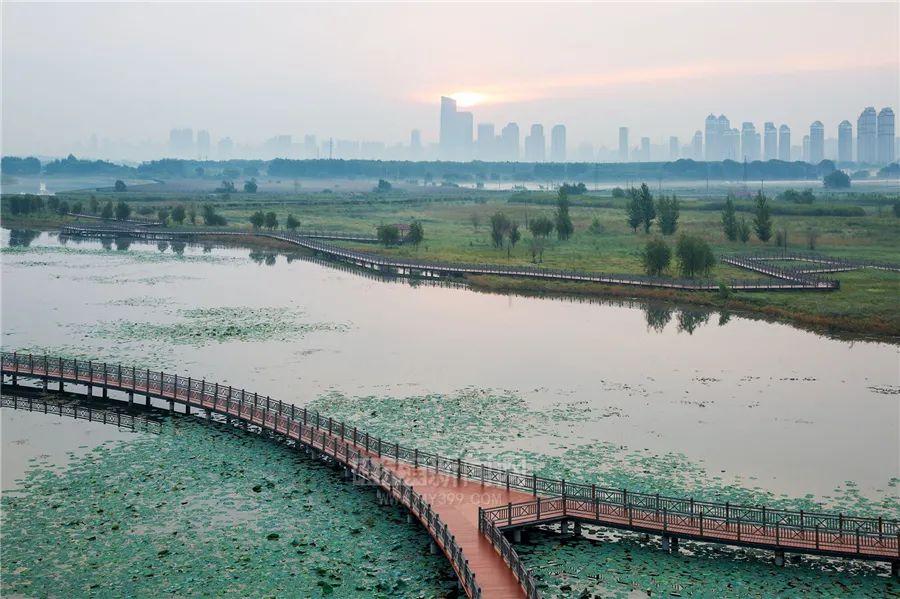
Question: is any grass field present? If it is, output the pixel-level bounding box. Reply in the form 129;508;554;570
3;183;898;338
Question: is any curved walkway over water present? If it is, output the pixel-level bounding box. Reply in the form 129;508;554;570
60;223;838;292
2;353;898;598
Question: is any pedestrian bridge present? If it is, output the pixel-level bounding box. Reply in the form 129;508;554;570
2;352;897;598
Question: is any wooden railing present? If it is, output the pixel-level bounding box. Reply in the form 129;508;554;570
4;351;898;577
60;225;836;292
724;250;900;273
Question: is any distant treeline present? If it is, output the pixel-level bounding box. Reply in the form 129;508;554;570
4;154;899;182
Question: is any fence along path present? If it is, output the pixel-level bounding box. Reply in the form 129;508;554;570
3;352;898;599
60;224;837;292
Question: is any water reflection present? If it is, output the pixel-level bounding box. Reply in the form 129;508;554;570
644;304;673;333
7;229;40;247
677;309;711;334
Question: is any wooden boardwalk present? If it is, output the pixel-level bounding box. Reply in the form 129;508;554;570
3;353;898;598
60;224;839;292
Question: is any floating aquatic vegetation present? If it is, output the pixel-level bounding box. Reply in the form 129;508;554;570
1;417;456;598
1;244;237;265
102;296;175;308
517;526;896;598
84;307;350;346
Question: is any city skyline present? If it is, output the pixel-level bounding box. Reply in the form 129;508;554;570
2;3;898;159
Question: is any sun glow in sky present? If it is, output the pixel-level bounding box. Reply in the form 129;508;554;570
450;91;487;108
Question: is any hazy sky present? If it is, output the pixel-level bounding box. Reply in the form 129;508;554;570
2;2;898;157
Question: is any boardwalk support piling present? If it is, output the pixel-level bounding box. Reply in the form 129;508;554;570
775;550;785;567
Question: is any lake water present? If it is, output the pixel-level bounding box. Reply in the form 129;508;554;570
2;228;898;596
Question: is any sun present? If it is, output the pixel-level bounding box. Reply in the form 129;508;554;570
450;91;487;108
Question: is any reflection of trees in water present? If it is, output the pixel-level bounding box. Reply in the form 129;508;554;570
170;241;186;255
8;229;40;247
718;311;732;326
157;241;168;253
677;310;711;334
101;238;113;251
249;250;277;266
115;239;131;251
644;304;673;333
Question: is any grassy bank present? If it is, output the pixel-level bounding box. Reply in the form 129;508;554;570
3;186;898;339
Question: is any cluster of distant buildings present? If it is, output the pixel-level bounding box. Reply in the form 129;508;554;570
78;99;897;166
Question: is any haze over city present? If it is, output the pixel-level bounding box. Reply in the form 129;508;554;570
2;2;898;161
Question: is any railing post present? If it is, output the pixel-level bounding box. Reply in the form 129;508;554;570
414;448;418;468
507;502;512;527
457;457;461;480
213;383;219;411
186;376;191;403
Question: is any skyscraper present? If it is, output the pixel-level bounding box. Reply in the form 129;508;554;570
837;121;852;163
857;107;877;164
500;123;519;161
640;137;651;162
802;135;810;162
550;125;566;162
704;114;718;160
439;96;473;161
691;131;702;160
217;136;233;160
618;127;629;162
305;134;318;158
669;136;679;160
877;107;895;164
476;123;495;160
778;125;791;161
741;122;760;161
763;122;777;161
524;124;545;162
169;128;194;157
196;130;210;159
809;121;824;164
717;115;731;160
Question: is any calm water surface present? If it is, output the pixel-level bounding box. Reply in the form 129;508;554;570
2;230;898;502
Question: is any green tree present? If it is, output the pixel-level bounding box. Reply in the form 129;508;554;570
157;207;170;225
375;179;392;192
188;206;197;225
264;211;278;230
823;170;851;189
555;189;574;240
114;180;126;192
407;221;424;249
286;214;300;231
244;179;258;193
676;234;715;278
89;196;100;214
641;237;672;276
626;188;642;232
737;217;751;243
637;183;656;233
56;200;70;215
611;187;626;198
506;222;520;258
469;212;480;232
528;215;554;238
71;201;83;214
753;192;773;242
721;195;738;241
376;224;401;246
115;200;131;221
656;194;680;235
490;212;510;248
529;237;547;263
171;205;186;224
202;204;227;226
100;200;114;219
250;210;265;229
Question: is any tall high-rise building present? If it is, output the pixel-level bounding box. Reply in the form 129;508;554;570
669;136;679;160
524;124;545;162
217;136;233;160
704;114;718;160
439;96;473;161
717;115;731;160
741;122;760;161
763;122;777;161
168;128;194;157
837;121;853;163
877;107;895;164
476;123;495;160
618;127;629;162
691;131;702;160
857;107;878;164
550;124;566;162
778;125;791;161
809;121;825;164
304;134;318;158
802;135;810;162
500;123;519;161
196;130;210;159
640;137;651;162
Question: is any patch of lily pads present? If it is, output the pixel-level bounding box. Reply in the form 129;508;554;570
84;307;350;345
1;416;457;598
